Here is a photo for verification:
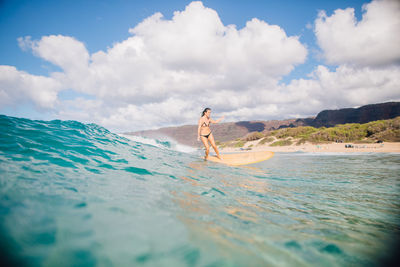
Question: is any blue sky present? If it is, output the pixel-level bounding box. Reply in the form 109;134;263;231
0;0;399;132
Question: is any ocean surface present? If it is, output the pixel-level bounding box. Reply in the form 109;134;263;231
0;114;399;266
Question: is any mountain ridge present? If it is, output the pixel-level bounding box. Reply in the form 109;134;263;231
124;102;400;147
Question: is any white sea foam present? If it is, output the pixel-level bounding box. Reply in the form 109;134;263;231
119;134;198;154
288;151;392;156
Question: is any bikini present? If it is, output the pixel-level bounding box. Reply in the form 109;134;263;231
200;120;211;138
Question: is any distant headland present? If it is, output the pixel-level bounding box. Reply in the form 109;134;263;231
125;102;400;152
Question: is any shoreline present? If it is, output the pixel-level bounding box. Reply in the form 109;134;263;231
219;141;400;154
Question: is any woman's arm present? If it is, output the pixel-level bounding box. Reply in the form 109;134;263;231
197;118;202;141
210;115;225;124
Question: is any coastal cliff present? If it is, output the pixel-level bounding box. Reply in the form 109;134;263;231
311;102;400;127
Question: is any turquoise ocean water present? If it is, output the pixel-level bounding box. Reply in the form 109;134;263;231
0;114;399;266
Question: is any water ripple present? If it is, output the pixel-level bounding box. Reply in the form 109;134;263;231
0;115;399;266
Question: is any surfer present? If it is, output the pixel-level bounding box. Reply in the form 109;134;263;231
197;108;224;160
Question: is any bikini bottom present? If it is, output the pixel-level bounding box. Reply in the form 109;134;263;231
200;132;211;138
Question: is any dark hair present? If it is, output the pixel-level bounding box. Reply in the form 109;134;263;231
201;108;211;117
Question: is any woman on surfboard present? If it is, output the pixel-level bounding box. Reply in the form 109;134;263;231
197;108;224;160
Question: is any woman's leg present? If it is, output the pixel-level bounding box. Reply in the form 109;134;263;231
200;136;210;159
208;134;222;159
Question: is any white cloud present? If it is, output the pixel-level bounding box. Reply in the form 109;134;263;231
2;1;400;133
18;35;90;91
6;1;308;131
315;0;400;67
81;0;307;105
288;64;400;109
206;64;400;123
19;35;90;72
0;65;62;109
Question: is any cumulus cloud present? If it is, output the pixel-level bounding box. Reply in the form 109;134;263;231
82;1;307;106
18;35;89;72
1;0;400;133
4;1;308;131
287;64;400;110
0;65;62;109
315;0;400;67
130;3;307;77
208;64;400;122
18;35;90;91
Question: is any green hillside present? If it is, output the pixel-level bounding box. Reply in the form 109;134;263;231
220;116;400;148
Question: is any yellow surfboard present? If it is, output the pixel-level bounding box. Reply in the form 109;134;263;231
206;151;274;166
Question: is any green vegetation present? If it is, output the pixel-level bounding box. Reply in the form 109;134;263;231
242;131;264;141
265;117;400;143
270;139;293;146
224;117;400;146
234;140;245;147
295;138;307;146
271;126;318;139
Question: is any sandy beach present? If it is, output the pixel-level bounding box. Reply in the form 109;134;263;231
219;140;400;153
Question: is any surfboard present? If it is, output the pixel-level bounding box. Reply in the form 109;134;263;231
206;151;274;166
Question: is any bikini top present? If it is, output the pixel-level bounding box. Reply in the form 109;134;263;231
201;120;211;127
